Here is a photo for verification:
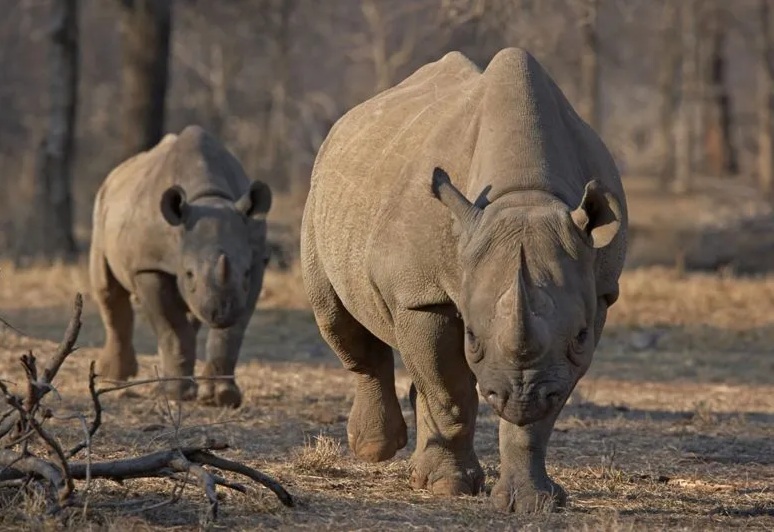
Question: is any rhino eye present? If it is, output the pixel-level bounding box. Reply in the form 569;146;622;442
185;270;194;281
465;327;483;362
568;327;588;365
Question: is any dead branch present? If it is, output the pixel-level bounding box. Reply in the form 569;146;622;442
0;292;294;521
65;361;100;459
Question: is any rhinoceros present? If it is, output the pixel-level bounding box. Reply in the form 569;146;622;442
300;48;627;511
90;125;272;408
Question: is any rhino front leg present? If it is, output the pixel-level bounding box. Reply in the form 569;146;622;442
199;270;264;408
396;308;483;496
199;325;246;408
90;250;137;380
134;272;198;401
492;407;567;512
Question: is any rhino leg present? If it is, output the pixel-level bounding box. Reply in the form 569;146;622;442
134;272;198;401
492;406;568;512
395;308;483;496
199;265;264;408
90;250;137;380
324;310;406;463
303;251;406;461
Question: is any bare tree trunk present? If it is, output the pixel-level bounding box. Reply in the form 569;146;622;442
119;0;171;159
267;0;294;192
579;0;601;132
658;1;679;183
704;4;738;177
360;0;416;95
758;0;774;195
675;0;698;194
25;0;79;261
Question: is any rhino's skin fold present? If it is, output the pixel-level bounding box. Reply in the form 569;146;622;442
90;125;272;408
301;48;628;512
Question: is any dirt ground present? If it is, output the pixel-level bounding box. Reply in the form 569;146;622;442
0;257;772;531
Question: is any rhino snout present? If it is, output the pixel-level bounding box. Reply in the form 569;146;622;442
199;297;242;329
480;378;565;426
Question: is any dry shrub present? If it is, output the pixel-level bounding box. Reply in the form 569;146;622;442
292;434;344;474
259;262;310;310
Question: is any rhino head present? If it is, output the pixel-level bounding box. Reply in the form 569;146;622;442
431;167;621;426
160;180;272;329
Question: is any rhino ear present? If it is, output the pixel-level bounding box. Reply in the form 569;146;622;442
431;167;482;234
160;186;189;226
570;180;621;249
236;180;272;218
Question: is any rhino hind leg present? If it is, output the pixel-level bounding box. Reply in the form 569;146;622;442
395;309;484;496
90;250;138;380
318;301;406;462
133;272;198;401
302;259;406;461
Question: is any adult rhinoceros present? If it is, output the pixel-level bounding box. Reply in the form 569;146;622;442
301;48;627;512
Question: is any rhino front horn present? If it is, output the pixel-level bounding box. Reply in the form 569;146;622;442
216;253;229;284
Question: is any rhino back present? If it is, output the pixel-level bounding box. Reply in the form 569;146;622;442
308;52;486;337
307;49;627;340
96;126;251;290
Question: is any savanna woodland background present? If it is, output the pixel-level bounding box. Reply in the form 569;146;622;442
0;0;772;530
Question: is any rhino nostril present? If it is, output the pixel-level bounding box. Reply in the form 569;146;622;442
485;390;508;412
544;390;562;405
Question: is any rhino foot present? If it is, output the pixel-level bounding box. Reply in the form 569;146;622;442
96;346;138;381
347;386;407;462
409;449;484;496
158;378;198;402
198;380;243;409
491;472;567;513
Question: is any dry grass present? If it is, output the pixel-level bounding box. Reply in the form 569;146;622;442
1;191;773;529
292;434;345;474
0;263;771;530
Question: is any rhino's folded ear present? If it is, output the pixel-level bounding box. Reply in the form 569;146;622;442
160;185;189;226
570;180;621;249
236;180;272;218
431;167;482;235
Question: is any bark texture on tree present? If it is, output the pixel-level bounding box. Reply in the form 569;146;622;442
579;0;601;133
758;0;774;195
657;1;679;183
675;0;698;194
704;5;738;177
27;0;79;260
119;0;171;159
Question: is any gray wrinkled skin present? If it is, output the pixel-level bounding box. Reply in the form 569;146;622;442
90;125;272;408
300;49;627;511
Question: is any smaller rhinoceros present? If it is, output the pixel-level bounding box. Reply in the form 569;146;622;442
89;125;272;407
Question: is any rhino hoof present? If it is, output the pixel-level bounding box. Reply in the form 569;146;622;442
158;379;197;402
96;350;138;381
491;475;567;513
351;437;406;463
199;382;242;409
409;452;484;496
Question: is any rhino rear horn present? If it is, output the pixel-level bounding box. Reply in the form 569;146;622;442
570;180;621;249
236;180;272;218
431;167;482;234
160;185;189;226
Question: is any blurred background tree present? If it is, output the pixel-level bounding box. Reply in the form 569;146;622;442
2;0;774;268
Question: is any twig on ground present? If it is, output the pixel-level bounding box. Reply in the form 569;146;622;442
0;292;294;519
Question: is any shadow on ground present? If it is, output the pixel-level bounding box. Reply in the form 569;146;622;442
1;299;773;385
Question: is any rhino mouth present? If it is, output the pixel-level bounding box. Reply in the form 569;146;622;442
192;302;242;330
482;385;564;426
